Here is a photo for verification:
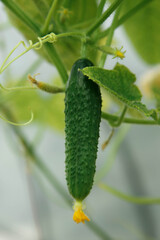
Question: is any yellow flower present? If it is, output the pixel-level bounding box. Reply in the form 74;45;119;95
115;50;125;59
113;47;126;60
73;201;90;224
58;7;72;23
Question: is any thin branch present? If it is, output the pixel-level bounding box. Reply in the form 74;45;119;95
111;105;127;127
43;43;68;83
99;183;160;205
25;161;43;240
42;0;59;34
96;0;153;40
99;4;121;67
101;111;159;125
86;0;124;36
97;0;107;17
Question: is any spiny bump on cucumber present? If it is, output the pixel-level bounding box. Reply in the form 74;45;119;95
64;58;102;223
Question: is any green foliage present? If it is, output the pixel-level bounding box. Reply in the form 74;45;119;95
121;0;160;64
152;87;160;111
2;86;65;132
6;0;99;69
82;63;155;117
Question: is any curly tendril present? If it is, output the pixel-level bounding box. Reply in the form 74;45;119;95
0;111;34;126
0;33;57;74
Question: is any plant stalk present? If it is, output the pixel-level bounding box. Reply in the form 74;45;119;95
86;0;124;36
96;0;153;40
43;43;68;83
102;111;159;125
99;183;160;205
42;0;59;34
99;4;121;67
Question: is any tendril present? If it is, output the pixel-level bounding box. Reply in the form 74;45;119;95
0;33;57;74
0;110;34;126
0;83;36;91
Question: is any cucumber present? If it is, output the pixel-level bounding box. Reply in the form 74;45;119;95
65;58;102;202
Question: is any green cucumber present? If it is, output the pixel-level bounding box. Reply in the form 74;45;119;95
65;58;102;201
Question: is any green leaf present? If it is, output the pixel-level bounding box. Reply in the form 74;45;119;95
82;63;141;101
128;101;156;119
1;87;65;132
82;63;155;117
121;0;160;64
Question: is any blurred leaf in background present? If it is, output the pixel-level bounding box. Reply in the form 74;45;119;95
121;0;160;64
1;79;65;132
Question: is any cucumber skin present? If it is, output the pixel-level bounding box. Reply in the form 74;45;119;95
65;58;102;201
